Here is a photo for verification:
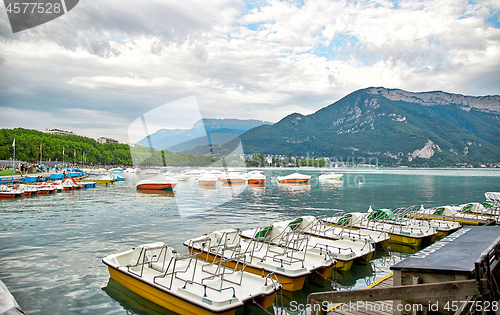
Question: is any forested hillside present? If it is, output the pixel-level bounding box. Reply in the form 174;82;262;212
239;88;500;167
0;128;214;166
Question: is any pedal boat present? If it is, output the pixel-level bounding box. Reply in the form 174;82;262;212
198;174;218;186
219;174;246;185
246;173;266;185
459;202;499;220
240;220;375;272
318;172;343;181
277;173;311;184
103;242;281;315
296;216;390;249
411;205;498;226
184;229;335;291
12;184;38;196
0;185;22;198
136;178;178;191
81;174;116;184
324;212;436;248
365;207;461;239
36;182;55;194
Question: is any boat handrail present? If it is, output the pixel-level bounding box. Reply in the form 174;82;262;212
153;252;199;290
307;242;354;255
271;251;306;268
159;258;239;301
201;256;246;290
247;226;308;268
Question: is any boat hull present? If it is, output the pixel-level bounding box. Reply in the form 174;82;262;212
279;179;309;184
0;193;16;198
247;179;265;185
107;267;236;315
323;222;427;248
136;183;177;191
388;234;423;247
198;180;217;186
334;260;353;272
220;179;246;184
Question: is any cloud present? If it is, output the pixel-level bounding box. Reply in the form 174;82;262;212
0;0;499;142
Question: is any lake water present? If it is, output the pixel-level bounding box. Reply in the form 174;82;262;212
1;168;499;315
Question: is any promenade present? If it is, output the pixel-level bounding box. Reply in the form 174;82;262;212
0;170;63;183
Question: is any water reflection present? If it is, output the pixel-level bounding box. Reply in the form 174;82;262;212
136;190;175;197
277;183;311;192
319;179;343;189
1;169;499;315
102;278;177;315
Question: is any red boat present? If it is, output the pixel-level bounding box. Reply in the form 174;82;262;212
197;174;218;186
247;173;266;185
277;173;311;184
0;185;22;198
37;183;55;194
136;179;177;191
219;174;246;184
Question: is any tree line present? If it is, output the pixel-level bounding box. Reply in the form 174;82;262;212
0;128;217;167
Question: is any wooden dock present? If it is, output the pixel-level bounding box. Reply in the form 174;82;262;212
308;226;500;315
327;274;394;315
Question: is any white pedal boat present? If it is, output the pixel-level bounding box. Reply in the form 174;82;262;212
103;242;280;315
184;229;335;291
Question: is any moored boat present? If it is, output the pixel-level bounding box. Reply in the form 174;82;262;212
294;216;391;249
184;229;335;291
366;206;461;239
61;177;82;190
197;174;218;186
277;173;311;184
0;185;22;198
411;205;499;226
78;181;96;188
324;211;437;247
136;178;178;191
318;172;343;181
50;181;65;192
219;174;246;185
102;242;281;315
36;182;55;194
81;174;116;184
12;184;38;196
110;173;125;181
247;173;266;185
240;220;375;271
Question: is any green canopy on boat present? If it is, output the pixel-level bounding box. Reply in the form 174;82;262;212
434;207;445;215
337;214;352;226
254;226;272;239
288;218;303;230
367;208;397;221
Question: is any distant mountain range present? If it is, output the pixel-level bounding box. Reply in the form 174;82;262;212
138;118;272;152
235;87;500;167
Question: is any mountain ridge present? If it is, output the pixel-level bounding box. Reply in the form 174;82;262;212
238;87;500;167
138;118;272;151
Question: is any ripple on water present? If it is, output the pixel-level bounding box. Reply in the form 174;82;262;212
0;170;499;314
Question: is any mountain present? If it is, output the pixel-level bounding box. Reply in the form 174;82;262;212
238;87;500;167
138;118;272;151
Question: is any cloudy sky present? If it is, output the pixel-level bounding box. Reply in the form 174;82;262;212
0;0;499;143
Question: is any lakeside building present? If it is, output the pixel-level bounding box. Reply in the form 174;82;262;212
98;137;119;144
45;128;76;136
